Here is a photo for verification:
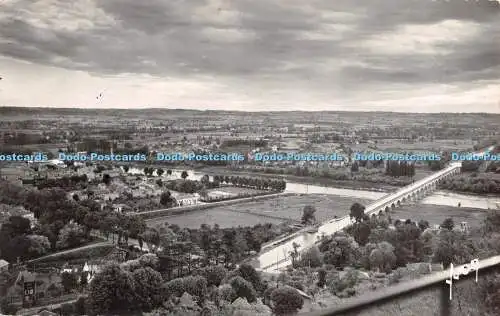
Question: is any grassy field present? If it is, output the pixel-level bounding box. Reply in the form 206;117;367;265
205;194;374;223
388;204;487;229
207;186;266;196
152;209;284;229
152;194;373;228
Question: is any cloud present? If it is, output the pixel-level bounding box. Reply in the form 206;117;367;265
352;20;481;56
0;0;499;112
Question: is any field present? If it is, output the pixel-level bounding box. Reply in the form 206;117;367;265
151;209;284;229
351;139;474;152
207;186;267;196
151;194;374;228
205;194;374;223
388;204;488;229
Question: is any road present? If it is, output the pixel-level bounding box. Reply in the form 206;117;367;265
27;241;113;263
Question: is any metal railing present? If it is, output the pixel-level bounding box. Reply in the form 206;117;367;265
300;255;500;316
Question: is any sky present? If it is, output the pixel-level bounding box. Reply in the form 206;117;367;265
0;0;499;113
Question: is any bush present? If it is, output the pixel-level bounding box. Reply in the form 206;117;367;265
270;286;304;315
388;269;403;284
73;296;86;315
0;298;19;315
219;284;237;302
263;287;275;306
138;253;160;270
60;303;74;316
328;270;359;295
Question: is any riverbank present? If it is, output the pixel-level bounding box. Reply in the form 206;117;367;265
199;166;400;192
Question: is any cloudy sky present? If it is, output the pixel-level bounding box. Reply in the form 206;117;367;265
0;0;499;112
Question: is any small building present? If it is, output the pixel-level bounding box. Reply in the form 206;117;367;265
112;203;131;213
460;221;469;233
174;193;200;207
83;262;100;283
0;259;9;272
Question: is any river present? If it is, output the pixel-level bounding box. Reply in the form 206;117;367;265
126;167;499;210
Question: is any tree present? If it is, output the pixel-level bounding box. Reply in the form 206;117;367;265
163;278;186;298
87;264;137;315
289;242;301;268
201;174;210;185
432;230;475;268
350;203;365;223
47;283;63;297
123;165;129;173
80;272;89;288
351;222;371;246
300;245;323;268
141;228;161;252
229;276;257;303
317;268;327;288
181;171;189;179
138;253;160;271
56;222;87;249
167;169;172;176
159;191;175;207
26;234;50;257
102;174;111;185
61;272;78;293
270;286;304;316
132;267;163;310
301;205;316;225
320;232;359;268
441;218;455;231
183;275;208;299
351;161;359;173
156;168;164;177
418;220;430;231
236;264;263;293
199;265;228;287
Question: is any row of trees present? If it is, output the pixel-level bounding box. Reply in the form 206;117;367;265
440;174;500;194
35;174;89;190
229;164;414;187
384;161;416;178
213;175;286;191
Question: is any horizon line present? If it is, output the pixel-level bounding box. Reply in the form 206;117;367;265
1;106;499;115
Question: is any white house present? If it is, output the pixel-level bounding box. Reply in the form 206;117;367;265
0;259;9;272
174;193;200;207
83;262;100;283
